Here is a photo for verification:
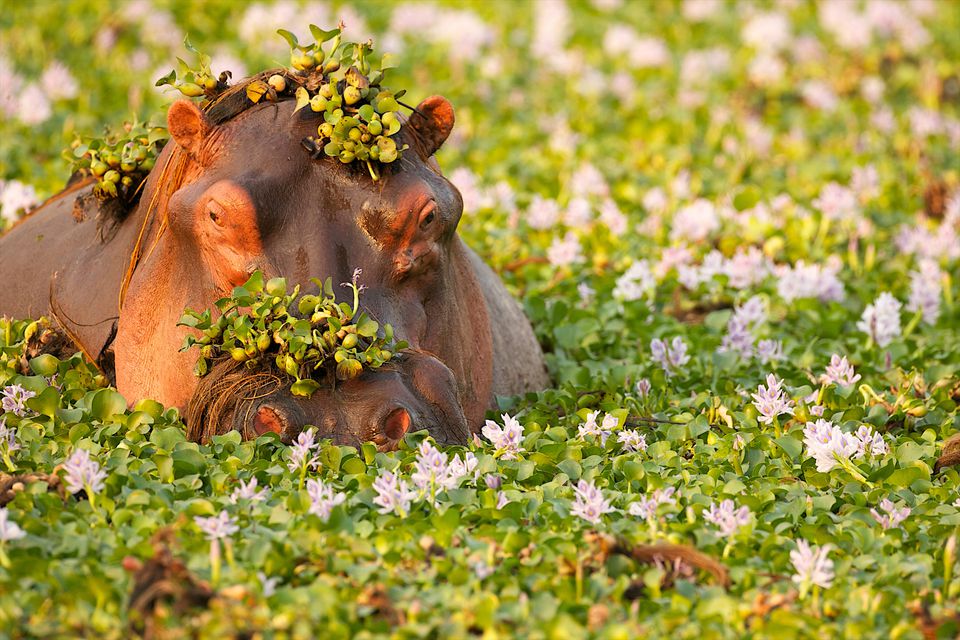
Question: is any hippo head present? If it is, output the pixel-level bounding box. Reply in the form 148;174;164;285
110;76;493;446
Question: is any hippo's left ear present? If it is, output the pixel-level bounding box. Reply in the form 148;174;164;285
167;99;211;160
409;95;455;157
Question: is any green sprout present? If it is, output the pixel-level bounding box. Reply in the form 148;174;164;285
64;119;167;203
178;270;407;398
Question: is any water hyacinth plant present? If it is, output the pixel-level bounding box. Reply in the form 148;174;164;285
1;2;959;637
179;269;406;395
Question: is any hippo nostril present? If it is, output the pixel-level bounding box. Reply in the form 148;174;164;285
252;404;287;437
383;407;411;440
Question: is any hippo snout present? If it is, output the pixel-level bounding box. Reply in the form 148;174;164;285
186;354;469;448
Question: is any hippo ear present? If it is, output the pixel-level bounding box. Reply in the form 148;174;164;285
167;99;211;159
409;95;455;157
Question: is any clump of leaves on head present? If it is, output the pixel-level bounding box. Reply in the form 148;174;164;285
65;119;167;203
178;270;407;397
155;36;232;102
271;23;409;181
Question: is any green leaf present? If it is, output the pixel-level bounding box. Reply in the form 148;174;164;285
309;24;340;43
91;389;127;420
290;379;320;397
276;29;300;50
774;435;803;460
293;87;311;113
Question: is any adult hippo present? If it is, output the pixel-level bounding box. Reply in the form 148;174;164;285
0;70;549;447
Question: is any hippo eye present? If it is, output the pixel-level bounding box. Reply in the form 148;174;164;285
206;200;226;226
418;200;437;230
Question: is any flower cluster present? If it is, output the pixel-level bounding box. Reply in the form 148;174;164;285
306;478;346;521
0;508;26;543
628;487;677;520
569;479;615;525
616;429;647;453
481;413;525;460
194;511;239;541
411;441;477;503
790;539;834;595
822;354;861;387
229;477;268;503
802;420;887;473
578;411;617;444
372;470;418;517
702;499;752;537
62;449;107;496
1;384;35;417
751;374;795;425
857;292;902;348
287;428;319;475
870;498;910;530
650;336;690;378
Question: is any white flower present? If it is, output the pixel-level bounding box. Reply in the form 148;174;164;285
546;232;584;267
306;478;346;522
702;499;751;537
578;411;612;445
613;260;655;302
527;195;561;230
62;449;107;495
287;428;319;473
372;471;417;517
482;413;525;460
628;487;677;519
857;292;902;347
670;199;719;242
0;508;26;542
790;539;834;591
569;479;614;525
258;572;280;597
906;259;943;325
617;429;647;453
870;498;910;530
194;511;239;541
1;384;35;417
803;420;887;472
229;477;268;503
822;354;861;387
650;337;690;377
751;374;795;425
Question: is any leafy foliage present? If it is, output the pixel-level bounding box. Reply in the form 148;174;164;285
1;1;960;638
178;270;406;393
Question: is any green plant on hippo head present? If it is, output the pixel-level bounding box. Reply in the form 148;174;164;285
178;270;407;398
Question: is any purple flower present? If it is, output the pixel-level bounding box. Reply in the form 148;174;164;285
857;292;902;348
635;378;651;398
287;428;319;474
822;354;861;387
578;411;613;444
614;260;655;301
569;479;614;525
482;413;524;460
802;420;887;473
751;374;795;425
1;385;35;417
906;259;943;325
194;510;239;541
62;449;107;495
0;508;26;542
790;539;834;594
650;337;690;377
372;471;417;517
702;499;751;537
411;441;477;502
229;477;268;503
756;339;784;364
617;429;647;453
628;487;677;519
870;498;910;530
496;491;511;509
484;474;502;490
0;418;19;470
306;478;346;522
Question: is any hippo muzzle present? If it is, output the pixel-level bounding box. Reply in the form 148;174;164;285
185;350;469;450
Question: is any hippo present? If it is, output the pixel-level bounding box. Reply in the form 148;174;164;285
0;70;549;447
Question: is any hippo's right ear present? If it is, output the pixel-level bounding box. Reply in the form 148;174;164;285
167;100;211;160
